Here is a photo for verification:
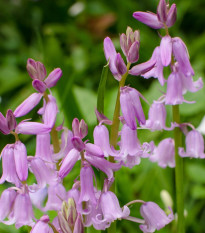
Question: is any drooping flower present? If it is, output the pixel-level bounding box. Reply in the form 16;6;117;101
140;47;165;86
179;130;205;158
92;191;130;230
0;188;17;223
139;201;174;233
13;141;28;182
31;215;53;233
142;101;176;131
117;124;153;168
93;124;118;157
0;144;21;186
44;183;67;211
149;138;175;168
120;86;146;130
13;190;34;228
78;164;97;225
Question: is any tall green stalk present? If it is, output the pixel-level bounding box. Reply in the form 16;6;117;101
172;105;185;233
108;63;130;233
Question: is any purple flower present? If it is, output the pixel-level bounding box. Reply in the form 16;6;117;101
160;35;172;67
118;124;150;168
120;27;140;63
141;47;165;86
35;133;53;162
14;93;43;118
165;71;185;105
72;118;88;139
142;101;176;131
120;86;145;130
44;183;67;211
58;148;80;179
52;128;74;161
0;144;21;186
140;202;174;233
15;121;51;135
172;37;194;77
0;188;17;222
150;138;175;168
179;130;205;158
128;56;156;78
31;215;53;233
133;0;177;29
73;214;84;233
27;58;62;91
0;112;10;135
93;124;118;157
104;37;127;81
29;157;58;189
78;164;97;222
85;154;122;181
42;95;58;128
14;141;28;181
92;191;130;230
13;191;34;228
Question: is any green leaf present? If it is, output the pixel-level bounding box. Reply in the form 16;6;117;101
97;61;109;114
191;185;205;199
186;163;205;184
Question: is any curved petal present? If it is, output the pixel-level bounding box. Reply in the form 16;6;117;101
133;12;164;29
14;93;42;118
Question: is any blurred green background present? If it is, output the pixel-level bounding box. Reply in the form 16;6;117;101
0;0;205;232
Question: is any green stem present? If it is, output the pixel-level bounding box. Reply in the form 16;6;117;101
108;63;130;233
110;63;131;149
172;105;185;233
43;92;61;154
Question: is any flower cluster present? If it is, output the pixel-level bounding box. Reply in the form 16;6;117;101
0;0;204;233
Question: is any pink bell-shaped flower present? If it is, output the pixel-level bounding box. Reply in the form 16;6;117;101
140;201;174;233
31;215;53;233
78;164;97;223
93;124;117;157
92;191;130;230
142;101;175;131
120;86;145;130
13;191;34;228
0;188;17;222
150;138;175;168
0;144;21;186
179;130;205;158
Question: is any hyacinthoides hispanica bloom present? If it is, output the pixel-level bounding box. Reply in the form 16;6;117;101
0;1;203;233
132;0;203;233
0;58;172;233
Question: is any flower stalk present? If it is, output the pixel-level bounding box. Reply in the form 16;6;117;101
108;63;130;233
172;105;185;233
110;63;131;151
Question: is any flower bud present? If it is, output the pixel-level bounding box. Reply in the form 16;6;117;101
61;198;77;229
157;0;167;23
27;58;47;81
72;136;85;152
79;119;88;139
6;109;17;131
44;68;62;88
115;53;127;75
32;79;47;93
120;27;140;63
